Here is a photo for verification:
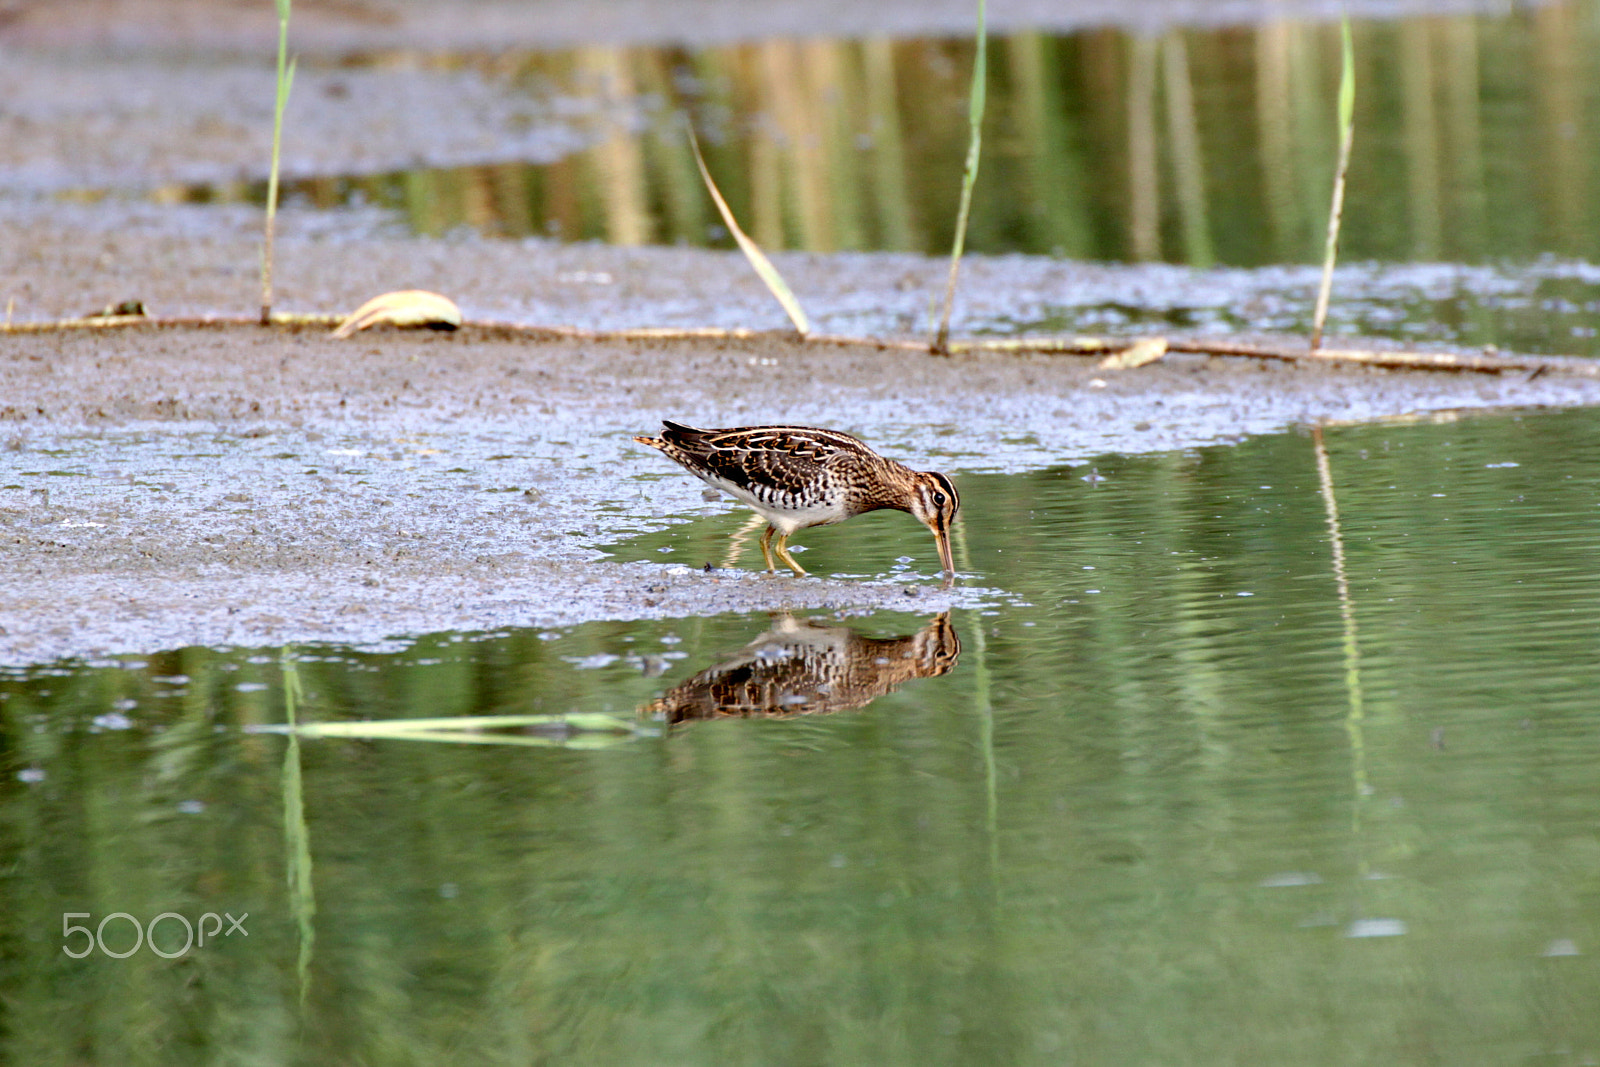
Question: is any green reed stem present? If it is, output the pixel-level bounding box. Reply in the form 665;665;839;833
933;0;988;354
1311;18;1355;351
261;0;297;325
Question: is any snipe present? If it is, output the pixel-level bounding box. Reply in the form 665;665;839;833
633;421;960;577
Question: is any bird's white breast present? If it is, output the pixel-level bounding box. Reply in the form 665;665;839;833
693;472;844;533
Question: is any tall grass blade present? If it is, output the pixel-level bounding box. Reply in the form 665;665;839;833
260;0;296;325
933;0;988;353
689;129;810;336
1311;18;1355;351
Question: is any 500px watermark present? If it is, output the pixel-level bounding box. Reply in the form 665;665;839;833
62;912;248;959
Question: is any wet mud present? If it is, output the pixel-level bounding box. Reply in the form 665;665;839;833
4;0;1597;664
8;310;1600;666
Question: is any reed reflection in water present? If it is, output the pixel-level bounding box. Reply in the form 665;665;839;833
180;4;1600;267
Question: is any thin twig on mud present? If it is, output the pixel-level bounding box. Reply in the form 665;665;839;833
5;314;1592;378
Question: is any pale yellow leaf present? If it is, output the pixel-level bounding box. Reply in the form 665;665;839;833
1096;336;1168;370
332;290;463;339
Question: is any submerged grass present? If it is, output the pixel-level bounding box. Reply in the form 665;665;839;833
260;0;297;325
1311;18;1355;351
932;0;989;354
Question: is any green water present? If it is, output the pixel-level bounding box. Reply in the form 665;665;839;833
6;407;1600;1064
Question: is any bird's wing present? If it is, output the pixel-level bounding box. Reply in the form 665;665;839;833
678;426;871;499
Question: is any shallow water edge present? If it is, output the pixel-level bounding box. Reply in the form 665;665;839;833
5;318;1600;667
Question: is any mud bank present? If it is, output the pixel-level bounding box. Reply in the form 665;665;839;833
3;0;1596;664
6;308;1600;666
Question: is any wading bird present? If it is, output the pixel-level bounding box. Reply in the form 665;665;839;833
634;421;960;578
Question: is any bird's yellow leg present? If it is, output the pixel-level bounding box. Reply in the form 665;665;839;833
772;531;809;577
758;524;778;573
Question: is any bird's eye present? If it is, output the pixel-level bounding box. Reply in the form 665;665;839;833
932;492;947;507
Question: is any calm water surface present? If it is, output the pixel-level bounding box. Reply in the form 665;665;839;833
4;406;1600;1063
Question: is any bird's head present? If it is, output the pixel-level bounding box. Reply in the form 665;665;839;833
908;471;960;576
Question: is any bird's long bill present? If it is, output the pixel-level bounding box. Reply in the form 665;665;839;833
932;520;956;578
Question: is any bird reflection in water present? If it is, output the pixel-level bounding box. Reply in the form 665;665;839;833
643;612;961;726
